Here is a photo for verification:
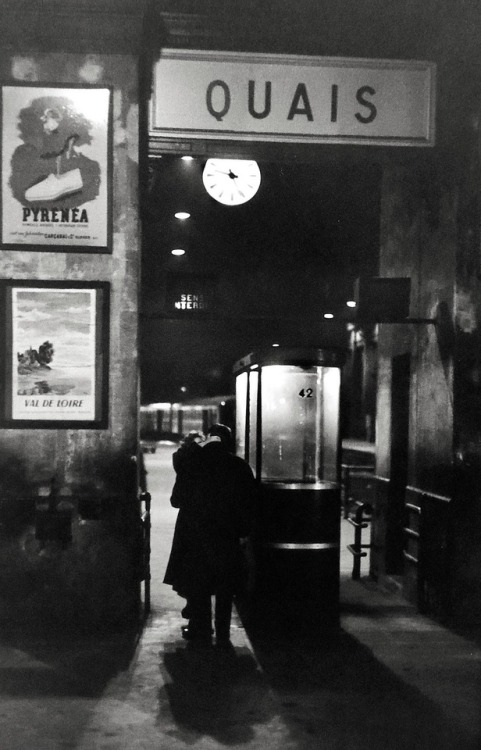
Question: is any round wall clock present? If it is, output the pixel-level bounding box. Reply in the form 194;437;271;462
202;158;261;206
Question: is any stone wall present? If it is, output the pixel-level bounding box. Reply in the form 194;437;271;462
0;42;143;632
376;119;481;622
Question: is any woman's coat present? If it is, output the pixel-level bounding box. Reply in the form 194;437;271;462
164;441;256;598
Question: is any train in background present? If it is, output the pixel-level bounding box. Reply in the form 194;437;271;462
140;396;235;451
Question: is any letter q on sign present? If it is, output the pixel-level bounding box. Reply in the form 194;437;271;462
206;80;231;121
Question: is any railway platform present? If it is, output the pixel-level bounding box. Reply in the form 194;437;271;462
0;445;479;750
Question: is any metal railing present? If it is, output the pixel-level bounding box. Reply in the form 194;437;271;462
341;463;375;519
139;490;151;616
347;501;371;579
404;486;451;615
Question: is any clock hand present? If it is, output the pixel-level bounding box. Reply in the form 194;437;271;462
214;169;239;179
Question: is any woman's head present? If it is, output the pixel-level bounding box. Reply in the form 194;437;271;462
206;423;232;449
181;431;204;447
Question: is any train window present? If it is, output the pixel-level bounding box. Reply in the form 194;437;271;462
235;371;248;460
248;370;258;474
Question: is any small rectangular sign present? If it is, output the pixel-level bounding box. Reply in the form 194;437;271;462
165;274;216;315
150;50;436;147
354;277;412;322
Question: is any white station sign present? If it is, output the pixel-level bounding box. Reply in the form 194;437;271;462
150;49;436;147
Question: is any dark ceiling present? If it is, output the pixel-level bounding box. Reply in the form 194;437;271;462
140;154;380;404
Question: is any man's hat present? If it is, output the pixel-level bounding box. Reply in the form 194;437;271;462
206;423;232;447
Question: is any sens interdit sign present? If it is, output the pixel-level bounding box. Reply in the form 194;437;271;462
150;50;436;147
174;293;205;311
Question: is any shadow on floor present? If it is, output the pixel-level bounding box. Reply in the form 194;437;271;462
157;622;480;750
0;625;141;699
158;641;275;745
242;625;479;750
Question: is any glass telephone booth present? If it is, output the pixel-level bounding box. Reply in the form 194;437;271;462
234;347;345;631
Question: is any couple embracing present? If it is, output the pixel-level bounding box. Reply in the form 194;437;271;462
164;424;257;647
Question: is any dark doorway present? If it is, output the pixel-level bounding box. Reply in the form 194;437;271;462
140;155;381;406
386;352;410;574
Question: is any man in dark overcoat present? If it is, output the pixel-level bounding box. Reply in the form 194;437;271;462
164;423;256;646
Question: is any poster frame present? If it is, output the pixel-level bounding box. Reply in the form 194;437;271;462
1;82;113;253
0;279;110;429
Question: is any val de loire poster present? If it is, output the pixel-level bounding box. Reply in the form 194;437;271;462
1;84;112;252
12;287;98;422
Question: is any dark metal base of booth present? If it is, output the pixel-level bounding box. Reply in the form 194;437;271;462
238;548;340;635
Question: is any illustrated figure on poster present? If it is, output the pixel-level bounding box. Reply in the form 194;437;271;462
9;96;101;208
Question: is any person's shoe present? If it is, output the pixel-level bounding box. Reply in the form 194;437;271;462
215;637;234;652
25;168;83;202
181;625;212;643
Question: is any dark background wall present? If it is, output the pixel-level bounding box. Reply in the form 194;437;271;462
141;156;381;403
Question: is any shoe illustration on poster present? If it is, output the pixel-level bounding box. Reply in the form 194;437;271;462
9;96;101;209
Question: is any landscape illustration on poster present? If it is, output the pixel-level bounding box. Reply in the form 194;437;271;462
12;287;97;421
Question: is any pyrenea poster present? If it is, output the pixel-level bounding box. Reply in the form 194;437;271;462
0;281;109;428
1;84;112;252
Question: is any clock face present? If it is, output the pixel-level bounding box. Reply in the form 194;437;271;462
202;159;261;206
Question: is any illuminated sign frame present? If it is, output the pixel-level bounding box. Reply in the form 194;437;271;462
150;49;436;147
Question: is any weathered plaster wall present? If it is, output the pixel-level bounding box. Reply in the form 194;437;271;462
377;132;481;621
450;118;481;623
0;51;141;632
377;161;455;489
